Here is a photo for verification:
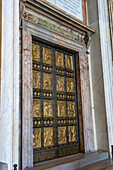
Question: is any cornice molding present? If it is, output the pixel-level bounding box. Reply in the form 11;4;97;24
24;0;95;35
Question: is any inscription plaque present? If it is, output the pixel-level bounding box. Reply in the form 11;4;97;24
45;0;83;21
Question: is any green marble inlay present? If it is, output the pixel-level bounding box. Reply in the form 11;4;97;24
33;16;79;41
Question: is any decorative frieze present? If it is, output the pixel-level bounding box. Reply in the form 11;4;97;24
23;12;85;43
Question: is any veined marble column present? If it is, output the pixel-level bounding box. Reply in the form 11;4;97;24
0;0;19;169
108;0;113;58
97;0;113;157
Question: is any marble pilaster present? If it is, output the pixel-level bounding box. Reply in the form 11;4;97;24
22;30;33;169
0;0;19;169
97;0;113;157
79;52;95;152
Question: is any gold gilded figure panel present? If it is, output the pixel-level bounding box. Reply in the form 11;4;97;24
33;70;40;89
43;100;53;117
33;128;41;148
44;127;53;147
56;51;63;67
68;126;76;143
33;99;40;117
65;54;73;70
32;43;40;62
66;78;74;92
43;73;52;90
67;101;75;117
56;76;64;91
42;47;51;65
58;127;67;145
57;101;65;117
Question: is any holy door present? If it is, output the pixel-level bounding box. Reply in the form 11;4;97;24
32;41;80;164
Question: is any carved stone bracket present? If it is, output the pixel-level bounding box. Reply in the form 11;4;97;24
84;32;92;54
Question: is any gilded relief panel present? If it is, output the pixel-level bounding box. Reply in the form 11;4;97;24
33;70;40;89
43;73;52;90
33;42;79;162
65;55;73;70
66;78;74;92
43;100;53;117
56;51;63;67
33;99;40;117
58;126;67;145
44;127;53;147
56;76;64;91
68;126;76;143
57;101;65;117
42;47;51;65
33;128;41;148
32;43;40;62
67;101;75;117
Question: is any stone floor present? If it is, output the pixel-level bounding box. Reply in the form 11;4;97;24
76;159;113;170
26;151;108;170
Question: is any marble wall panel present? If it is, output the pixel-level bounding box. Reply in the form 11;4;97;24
97;0;113;157
22;31;33;169
87;0;111;155
79;52;95;152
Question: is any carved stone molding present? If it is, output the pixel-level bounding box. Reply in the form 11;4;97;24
23;11;86;43
24;0;95;34
84;32;92;53
20;0;26;2
19;1;26;25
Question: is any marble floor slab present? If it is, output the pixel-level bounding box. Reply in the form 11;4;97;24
26;151;108;170
76;159;113;170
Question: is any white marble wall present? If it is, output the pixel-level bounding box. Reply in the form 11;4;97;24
87;0;113;156
87;0;109;152
97;0;113;157
0;0;20;169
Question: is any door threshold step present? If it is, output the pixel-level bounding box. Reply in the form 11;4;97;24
26;151;108;170
76;158;113;170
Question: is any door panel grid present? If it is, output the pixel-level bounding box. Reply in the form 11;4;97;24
32;41;80;163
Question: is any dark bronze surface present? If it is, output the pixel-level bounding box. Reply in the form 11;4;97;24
32;42;80;163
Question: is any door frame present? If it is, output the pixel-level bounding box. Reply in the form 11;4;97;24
21;11;95;169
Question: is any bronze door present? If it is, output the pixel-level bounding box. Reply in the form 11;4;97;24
32;41;80;164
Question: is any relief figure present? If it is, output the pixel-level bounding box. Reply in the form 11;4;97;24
67;102;75;117
58;127;66;145
44;127;53;147
56;51;63;67
65;55;73;70
32;43;40;62
33;70;40;89
42;47;51;65
57;101;65;117
33;99;40;117
33;128;41;148
56;76;64;91
66;78;74;92
43;73;52;90
43;100;52;117
68;126;76;143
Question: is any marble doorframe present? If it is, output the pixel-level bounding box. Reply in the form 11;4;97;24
0;0;2;113
21;17;95;169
